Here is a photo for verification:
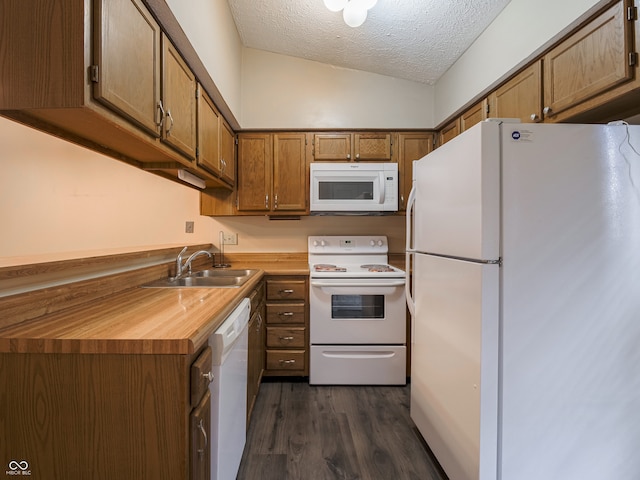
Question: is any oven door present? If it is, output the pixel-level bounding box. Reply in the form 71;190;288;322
309;278;406;344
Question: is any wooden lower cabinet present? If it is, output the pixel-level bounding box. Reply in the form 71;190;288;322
247;281;266;425
0;350;212;480
264;276;309;376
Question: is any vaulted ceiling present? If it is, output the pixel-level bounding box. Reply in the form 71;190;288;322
227;0;513;85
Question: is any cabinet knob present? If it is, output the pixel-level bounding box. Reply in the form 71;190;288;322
355;154;360;160
543;106;553;116
346;154;351;160
202;371;214;383
530;113;540;122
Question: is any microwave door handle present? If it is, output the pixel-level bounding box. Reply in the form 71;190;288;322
377;172;385;204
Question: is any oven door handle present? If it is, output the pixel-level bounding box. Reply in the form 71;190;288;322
310;279;406;288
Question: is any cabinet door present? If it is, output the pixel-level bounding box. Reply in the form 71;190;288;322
237;134;272;212
190;390;211;480
489;60;543;123
354;133;392;161
161;35;197;159
94;0;161;136
543;1;633;119
397;133;434;211
439;118;461;146
273;133;307;212
313;133;352;160
460;99;488;132
197;86;221;176
220;119;236;186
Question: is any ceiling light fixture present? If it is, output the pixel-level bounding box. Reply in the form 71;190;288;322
323;0;377;28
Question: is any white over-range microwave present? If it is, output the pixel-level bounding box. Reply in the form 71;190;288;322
310;163;398;213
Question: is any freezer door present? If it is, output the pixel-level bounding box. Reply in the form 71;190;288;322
413;121;500;261
410;254;499;480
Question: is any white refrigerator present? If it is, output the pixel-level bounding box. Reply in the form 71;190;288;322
405;120;640;480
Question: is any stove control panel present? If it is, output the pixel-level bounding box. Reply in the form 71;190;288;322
308;236;388;254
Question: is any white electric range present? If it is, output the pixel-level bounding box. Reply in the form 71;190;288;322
308;235;407;385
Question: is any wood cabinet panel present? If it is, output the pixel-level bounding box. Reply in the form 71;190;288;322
396;132;434;211
219;119;236;185
313;134;352;160
460;99;488;131
354;133;392;161
489;60;543;123
543;1;633;119
267;279;307;300
266;350;305;371
273;133;308;212
266;304;306;324
1;353;190;479
196;86;221;175
237;134;272;212
439;118;461;146
190;390;211;480
94;0;161;136
267;327;306;348
161;35;197;159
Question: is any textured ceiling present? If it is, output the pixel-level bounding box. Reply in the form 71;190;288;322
227;0;513;85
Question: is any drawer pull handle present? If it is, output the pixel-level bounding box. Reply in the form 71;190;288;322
197;418;208;457
279;289;294;294
202;371;214;383
279;359;296;365
279;312;294;316
280;336;294;341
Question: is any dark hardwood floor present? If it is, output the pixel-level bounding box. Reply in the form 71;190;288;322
237;381;448;480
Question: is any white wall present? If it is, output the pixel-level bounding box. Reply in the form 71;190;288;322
0;118;216;267
240;48;434;129
434;0;604;124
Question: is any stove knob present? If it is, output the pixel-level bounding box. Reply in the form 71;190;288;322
370;240;375;246
377;240;383;247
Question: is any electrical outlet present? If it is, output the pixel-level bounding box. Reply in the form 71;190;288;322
223;232;238;245
185;221;194;233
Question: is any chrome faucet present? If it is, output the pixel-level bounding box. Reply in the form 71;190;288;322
173;247;212;279
183;250;213;275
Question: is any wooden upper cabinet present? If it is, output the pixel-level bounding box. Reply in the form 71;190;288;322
489;60;543;123
397;133;434;211
460;99;488;132
354;133;392;161
94;0;161;136
313;132;391;161
237;134;273;212
273;134;308;212
543;1;633;120
439;118;461;146
196;86;221;176
313;134;351;160
220;119;236;186
161;35;197;159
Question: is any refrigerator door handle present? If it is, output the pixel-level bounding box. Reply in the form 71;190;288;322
405;183;417;317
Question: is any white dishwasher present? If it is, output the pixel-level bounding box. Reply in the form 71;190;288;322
209;297;251;480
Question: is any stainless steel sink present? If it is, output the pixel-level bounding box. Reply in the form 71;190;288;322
142;269;259;288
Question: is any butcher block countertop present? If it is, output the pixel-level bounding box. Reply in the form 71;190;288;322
0;250;310;356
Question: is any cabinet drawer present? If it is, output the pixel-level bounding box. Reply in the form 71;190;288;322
266;279;306;300
266;350;305;371
190;347;213;407
267;327;306;348
266;303;306;324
